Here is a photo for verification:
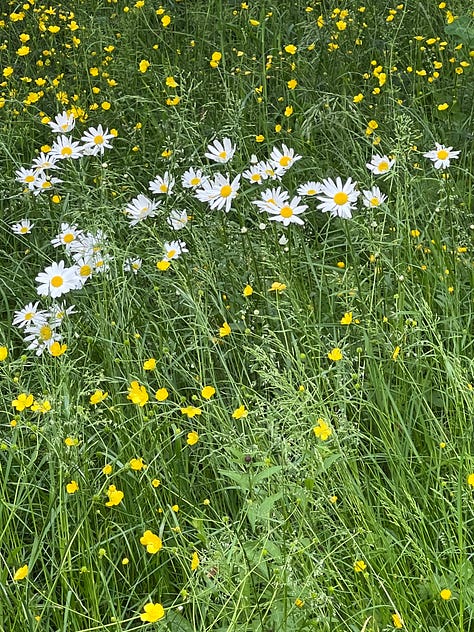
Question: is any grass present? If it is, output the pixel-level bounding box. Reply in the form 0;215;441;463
1;0;474;630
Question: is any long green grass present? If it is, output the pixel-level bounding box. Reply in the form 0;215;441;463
1;0;474;630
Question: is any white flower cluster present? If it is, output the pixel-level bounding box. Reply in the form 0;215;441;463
12;225;110;355
14;111;114;197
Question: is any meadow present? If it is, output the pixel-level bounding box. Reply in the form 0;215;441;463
0;0;474;630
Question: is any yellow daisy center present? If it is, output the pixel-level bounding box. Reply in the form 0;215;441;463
220;184;232;197
279;156;291;167
333;191;349;206
280;205;293;218
41;181;52;188
94;134;104;145
20;227;28;233
218;151;227;159
25;175;35;183
51;275;63;288
377;161;389;171
306;189;316;195
24;312;34;321
61;146;72;156
63;233;74;243
437;149;449;160
40;325;52;341
190;177;200;186
159;184;168;193
167;249;176;259
251;174;261;181
370;197;380;206
80;264;92;277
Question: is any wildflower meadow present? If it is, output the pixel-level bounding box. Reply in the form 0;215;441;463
1;0;474;630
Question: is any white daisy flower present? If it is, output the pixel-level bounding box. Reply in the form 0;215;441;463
12;219;34;235
251;186;290;214
162;240;188;261
167;209;189;230
124;258;142;274
125;194;160;225
81;124;114;156
204;137;236;164
23;323;62;356
49;135;84;160
316;177;359;219
366;154;395;175
258;160;285;180
242;164;268;185
47;302;77;327
15;167;39;190
31;152;60;172
297;181;322;196
48;111;76;134
181;167;208;189
265;195;308;227
51;223;83;250
269;144;302;172
194;173;241;213
31;174;62;196
362;186;387;208
35;260;79;298
69;230;108;262
13;302;48;329
423;143;460;169
72;257;95;287
149;171;175;196
92;254;112;274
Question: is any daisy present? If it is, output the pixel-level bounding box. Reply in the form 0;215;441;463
69;230;108;259
15;167;39;190
167;209;189;230
162;240;188;261
31;174;62;195
12;219;34;235
266;195;308;227
258;160;285;180
194;173;241;213
269;143;302;172
297;181;322;196
13;302;48;329
49;135;83;160
316;177;359;219
423;143;460;169
51;223;83;250
81;124;114;156
149;171;175;196
92;254;112;274
23;324;62;356
72;257;94;287
252;186;290;214
125;194;160;225
204;137;236;164
35;260;79;298
242;164;268;185
47;302;77;327
181;167;208;189
124;258;142;274
362;186;387;208
31;152;60;172
48;110;76;134
366;154;395;175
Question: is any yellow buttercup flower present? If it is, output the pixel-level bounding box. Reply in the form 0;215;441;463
13;565;28;581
